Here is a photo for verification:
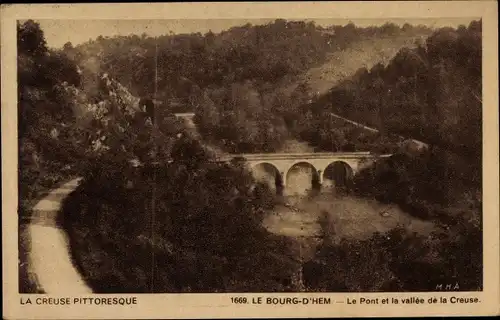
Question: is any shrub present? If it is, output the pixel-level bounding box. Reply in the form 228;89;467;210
304;231;397;292
63;141;299;292
305;221;482;292
353;149;481;224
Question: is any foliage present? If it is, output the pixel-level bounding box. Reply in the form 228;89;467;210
63;141;300;292
353;149;481;224
312;20;481;163
69;20;432;153
305;220;482;292
293;110;403;153
17;19;185;209
193;82;290;153
18;20;85;211
73;20;428;99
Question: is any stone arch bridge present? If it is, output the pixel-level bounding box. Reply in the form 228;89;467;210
217;152;391;194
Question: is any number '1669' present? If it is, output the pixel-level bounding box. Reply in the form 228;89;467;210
231;297;248;304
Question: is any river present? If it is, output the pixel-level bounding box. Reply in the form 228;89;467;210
262;192;436;263
185;117;436;255
257;139;435;262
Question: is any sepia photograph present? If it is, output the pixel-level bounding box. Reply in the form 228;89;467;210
2;2;498;319
16;15;484;294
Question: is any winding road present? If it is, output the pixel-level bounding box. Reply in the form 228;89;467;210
26;178;92;294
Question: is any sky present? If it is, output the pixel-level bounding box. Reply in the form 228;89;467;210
34;18;478;49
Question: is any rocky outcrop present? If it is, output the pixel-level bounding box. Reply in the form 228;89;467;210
60;71;150;155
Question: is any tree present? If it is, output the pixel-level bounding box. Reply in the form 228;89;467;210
171;135;211;168
194;91;220;139
63;41;74;52
17;20;47;57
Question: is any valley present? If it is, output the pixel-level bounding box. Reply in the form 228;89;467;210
17;18;482;294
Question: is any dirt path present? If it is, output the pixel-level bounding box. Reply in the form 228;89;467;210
26;178;92;294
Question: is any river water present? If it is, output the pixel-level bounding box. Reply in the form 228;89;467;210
264;194;435;240
262;192;436;263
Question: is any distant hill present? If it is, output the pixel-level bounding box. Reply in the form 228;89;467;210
59;20;436;154
309;20;482;161
18;19;439;158
68;20;434;110
284;34;430;96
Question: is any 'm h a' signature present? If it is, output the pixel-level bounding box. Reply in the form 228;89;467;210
435;282;460;290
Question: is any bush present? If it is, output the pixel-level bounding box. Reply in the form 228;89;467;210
353;148;481;224
304;232;396;292
63;142;299;292
305;221;482;292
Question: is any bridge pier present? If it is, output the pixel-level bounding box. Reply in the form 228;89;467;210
317;170;323;185
277;172;285;196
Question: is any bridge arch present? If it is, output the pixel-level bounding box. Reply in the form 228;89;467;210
286;162;321;196
250;162;283;195
322;161;354;191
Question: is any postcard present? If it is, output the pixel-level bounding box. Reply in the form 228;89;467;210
2;1;499;319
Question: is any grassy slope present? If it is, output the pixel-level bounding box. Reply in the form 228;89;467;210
284;35;428;96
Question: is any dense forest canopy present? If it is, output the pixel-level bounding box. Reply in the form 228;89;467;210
18;18;482;176
314;20;481;159
68;20;432;101
18;18;481;188
65;19;434;153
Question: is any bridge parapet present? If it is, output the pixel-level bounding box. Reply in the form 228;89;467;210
173;112;195;119
217;152;391;162
130;152;391;167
